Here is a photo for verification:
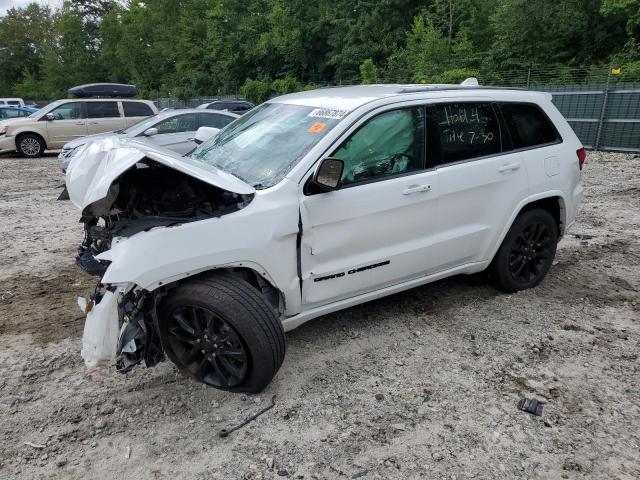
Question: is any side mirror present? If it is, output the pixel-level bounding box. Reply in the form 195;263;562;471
194;126;220;144
143;127;158;136
312;158;344;191
45;113;55;121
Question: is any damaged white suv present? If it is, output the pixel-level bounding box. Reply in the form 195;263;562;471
66;83;585;392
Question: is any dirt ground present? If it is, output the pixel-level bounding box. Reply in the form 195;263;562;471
0;151;638;480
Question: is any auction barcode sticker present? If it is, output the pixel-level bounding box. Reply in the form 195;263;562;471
308;108;350;120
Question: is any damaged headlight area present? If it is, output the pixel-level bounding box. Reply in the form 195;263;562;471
76;159;254;277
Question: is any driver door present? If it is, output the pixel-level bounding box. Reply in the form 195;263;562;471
45;102;87;147
300;105;440;307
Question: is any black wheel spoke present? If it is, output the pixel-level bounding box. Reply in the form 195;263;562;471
168;326;197;345
173;312;195;336
166;305;248;388
217;355;245;380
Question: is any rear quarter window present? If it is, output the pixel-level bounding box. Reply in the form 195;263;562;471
123;101;154;117
87;101;120;118
499;103;561;149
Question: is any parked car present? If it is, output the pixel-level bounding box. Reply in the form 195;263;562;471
0;98;25;107
58;108;239;172
0;97;157;157
197;99;254;115
0;105;38;119
66;82;584;393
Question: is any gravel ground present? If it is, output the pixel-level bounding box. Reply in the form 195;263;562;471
0;151;638;480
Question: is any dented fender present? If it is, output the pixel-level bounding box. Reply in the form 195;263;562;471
95;179;302;315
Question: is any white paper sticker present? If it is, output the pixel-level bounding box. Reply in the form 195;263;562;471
308;108;350;120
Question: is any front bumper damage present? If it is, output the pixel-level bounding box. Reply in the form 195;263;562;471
68;137;256;373
79;278;165;373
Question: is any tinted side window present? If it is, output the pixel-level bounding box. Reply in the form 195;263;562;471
51;102;85;120
428;103;501;165
332;107;425;186
499;103;560;149
0;109;21;118
154;113;197;134
86;101;120;119
199;113;234;129
123;101;153;117
206;102;224;111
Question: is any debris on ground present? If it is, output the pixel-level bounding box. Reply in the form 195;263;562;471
218;395;277;437
23;441;45;449
517;398;544;416
609;276;638;291
574;233;595;240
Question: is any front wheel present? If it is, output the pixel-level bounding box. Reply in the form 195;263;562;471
17;133;45;157
158;273;285;393
490;208;558;293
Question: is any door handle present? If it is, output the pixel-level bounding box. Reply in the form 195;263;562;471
75;122;85;126
88;121;99;125
498;163;521;173
402;184;431;195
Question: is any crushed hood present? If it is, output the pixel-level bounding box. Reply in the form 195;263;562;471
66;137;255;210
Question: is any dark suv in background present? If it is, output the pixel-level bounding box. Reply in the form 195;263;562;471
197;100;254;115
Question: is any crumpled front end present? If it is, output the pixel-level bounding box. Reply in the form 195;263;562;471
68;137;256;372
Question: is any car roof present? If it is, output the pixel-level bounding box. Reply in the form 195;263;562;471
153;108;240;120
270;84;551;111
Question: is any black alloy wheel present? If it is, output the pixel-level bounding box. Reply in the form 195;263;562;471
159;272;286;393
166;305;248;388
507;222;553;284
490;208;558;292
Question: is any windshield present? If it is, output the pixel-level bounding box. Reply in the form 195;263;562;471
190;103;343;189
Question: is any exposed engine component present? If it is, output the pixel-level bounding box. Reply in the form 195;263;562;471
77;160;253;276
116;288;165;373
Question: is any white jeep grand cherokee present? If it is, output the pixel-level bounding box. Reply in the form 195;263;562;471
66;83;584;392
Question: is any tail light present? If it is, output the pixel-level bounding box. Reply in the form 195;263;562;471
576;148;586;170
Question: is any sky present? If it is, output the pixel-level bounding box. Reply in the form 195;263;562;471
0;0;63;15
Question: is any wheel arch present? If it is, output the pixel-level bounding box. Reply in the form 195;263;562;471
15;130;48;150
160;265;286;317
488;193;566;265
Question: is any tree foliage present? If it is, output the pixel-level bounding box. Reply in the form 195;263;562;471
0;0;638;99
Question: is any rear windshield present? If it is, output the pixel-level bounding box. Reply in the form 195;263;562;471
191;103;344;189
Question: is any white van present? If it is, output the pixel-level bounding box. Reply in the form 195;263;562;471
0;98;25;107
0;98;157;157
66;82;585;393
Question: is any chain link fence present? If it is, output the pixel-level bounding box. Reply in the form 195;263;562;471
157;65;639;153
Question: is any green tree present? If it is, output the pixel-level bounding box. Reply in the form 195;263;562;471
240;77;272;103
359;58;378;84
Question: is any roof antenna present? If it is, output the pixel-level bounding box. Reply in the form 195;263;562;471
461;77;479;86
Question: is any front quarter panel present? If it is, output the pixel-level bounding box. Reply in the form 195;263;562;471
98;179;302;315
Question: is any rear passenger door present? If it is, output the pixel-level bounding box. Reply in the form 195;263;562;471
426;101;529;271
123;101;155;127
86;101;125;135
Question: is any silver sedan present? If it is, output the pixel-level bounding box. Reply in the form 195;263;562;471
58;108;239;172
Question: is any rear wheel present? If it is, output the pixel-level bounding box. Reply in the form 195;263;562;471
490;208;558;293
158;272;285;392
17;133;45;157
